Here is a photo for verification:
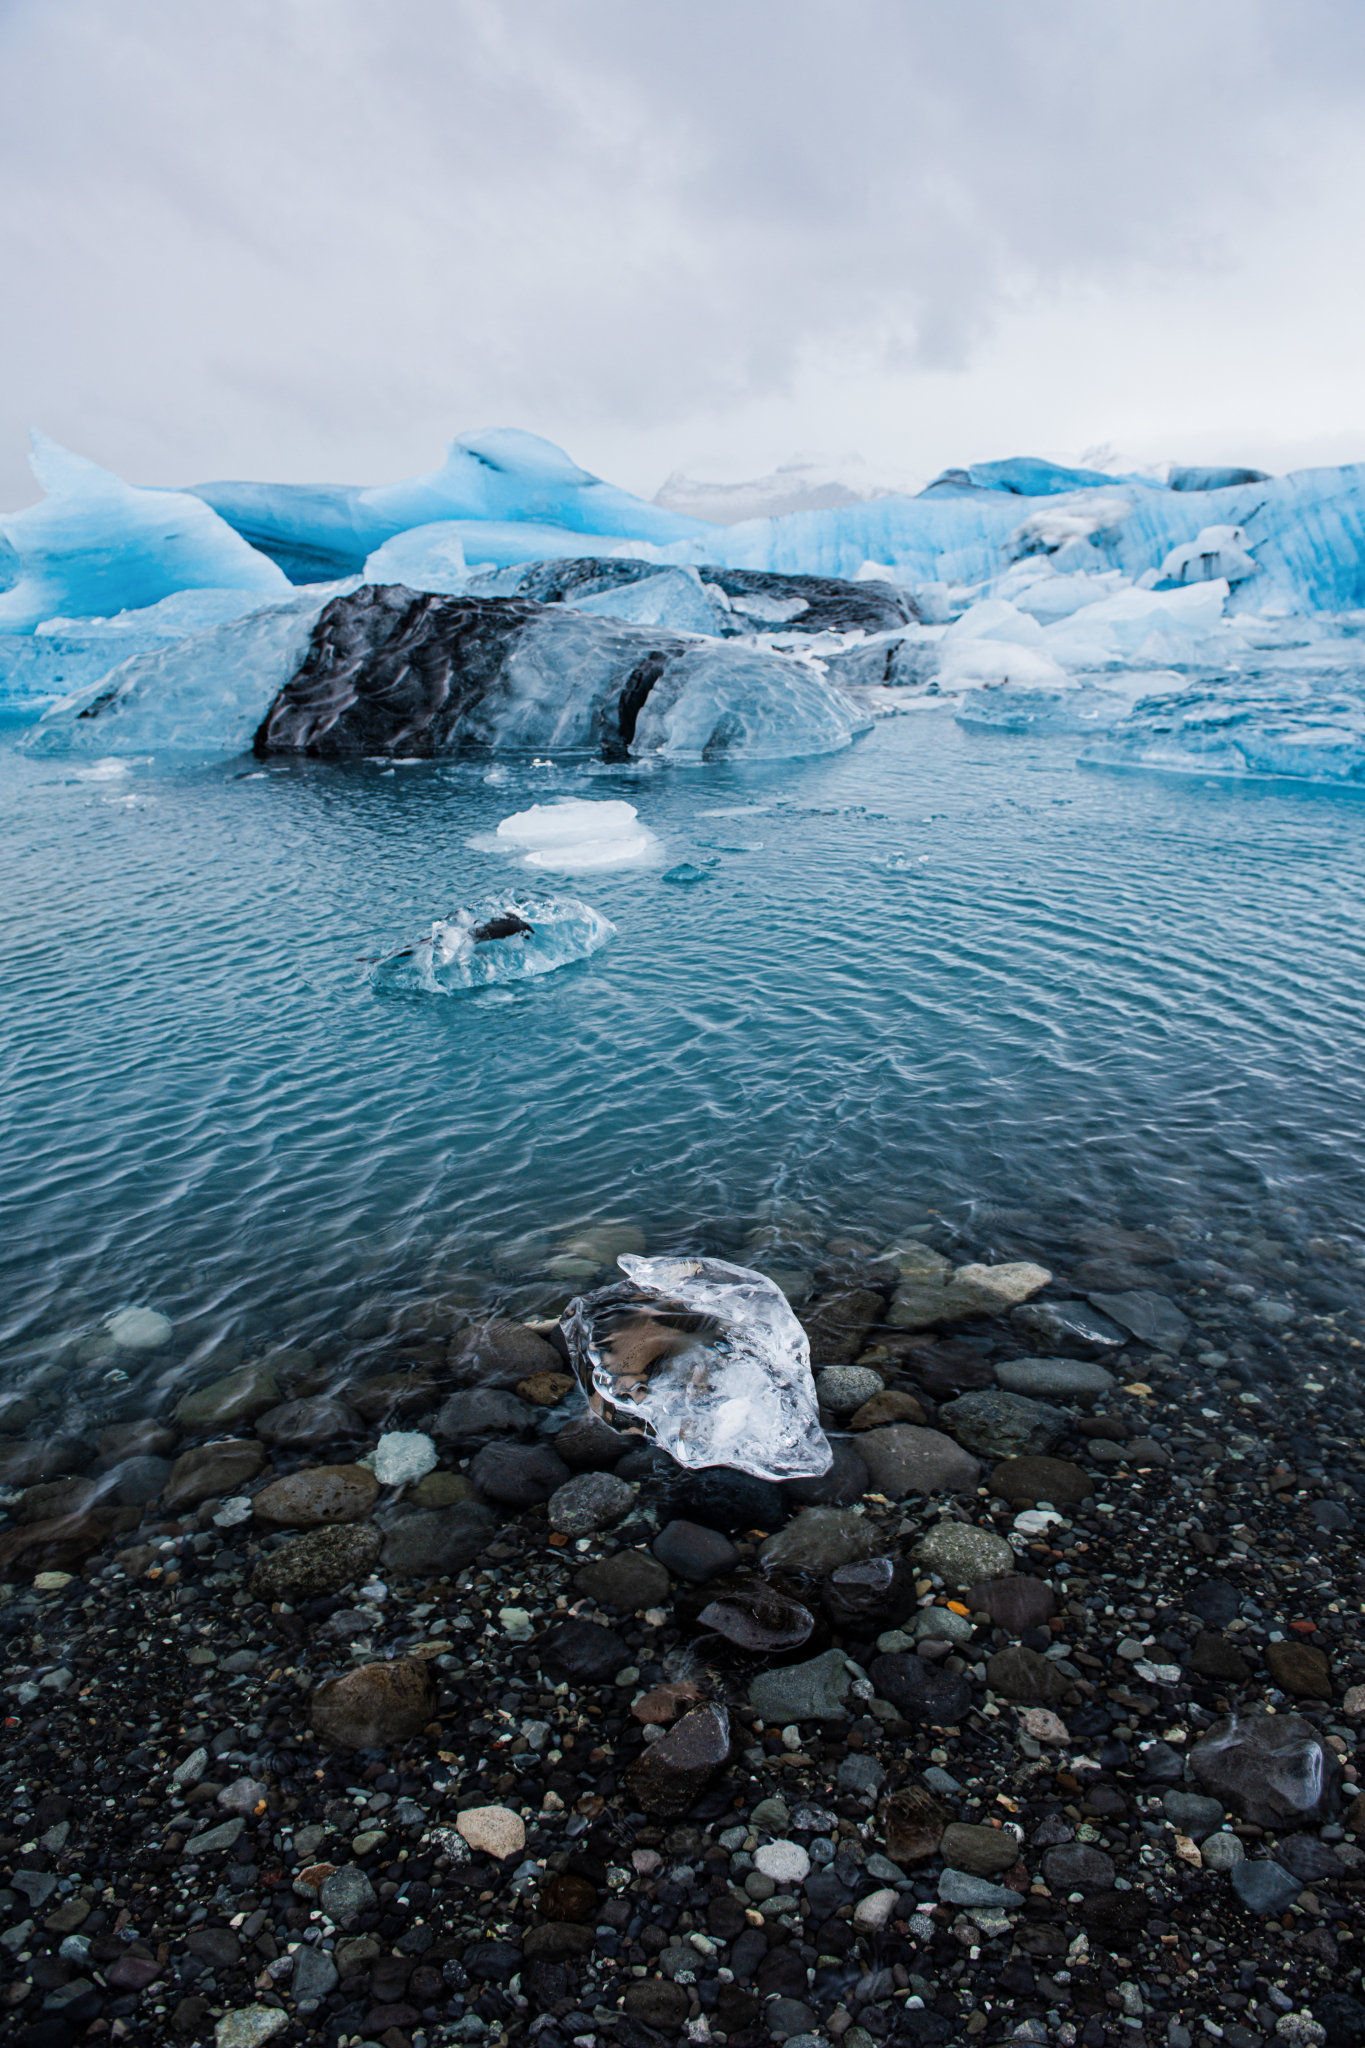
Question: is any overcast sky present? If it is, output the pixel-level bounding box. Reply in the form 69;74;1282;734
4;0;1365;509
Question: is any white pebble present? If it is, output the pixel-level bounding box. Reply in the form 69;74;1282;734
754;1840;810;1884
853;1886;899;1931
372;1430;438;1486
456;1804;526;1859
213;1497;253;1528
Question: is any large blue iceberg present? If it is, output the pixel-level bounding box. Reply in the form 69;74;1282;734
10;420;1365;783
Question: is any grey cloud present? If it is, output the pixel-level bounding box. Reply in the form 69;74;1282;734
1;0;1364;504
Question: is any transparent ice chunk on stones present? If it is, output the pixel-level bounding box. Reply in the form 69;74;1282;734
563;1254;832;1481
372;895;613;995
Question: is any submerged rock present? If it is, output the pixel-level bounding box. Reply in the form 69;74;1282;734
467;1440;570;1506
1190;1712;1342;1828
623;1702;731;1817
248;1524;382;1601
309;1657;437;1749
699;1584;816;1653
993;1357;1117;1405
851;1424;980;1497
759;1506;885;1575
750;1648;855;1723
380;1503;499;1576
821;1555;918;1634
937;1390;1068;1459
251;1464;379;1529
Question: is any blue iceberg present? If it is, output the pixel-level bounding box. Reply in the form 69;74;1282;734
373;895;614;994
193;427;710;582
0;433;287;633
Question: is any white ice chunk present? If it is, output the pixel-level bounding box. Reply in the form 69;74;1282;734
1043;579;1229;667
374;894;614;994
104;1305;172;1350
372;1432;439;1486
1158;524;1257;586
563;1254;832;1480
943;597;1049;647
0;432;287;632
493;798;660;872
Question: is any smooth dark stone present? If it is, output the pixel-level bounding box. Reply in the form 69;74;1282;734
698;1585;815;1653
821;1554;917;1633
867;1653;972;1725
1184;1579;1241;1627
780;1441;870;1506
984;1644;1070;1701
467;1440;570;1506
966;1574;1057;1633
672;1467;786;1535
1230;1860;1302;1915
1189;1633;1252;1683
1276;1835;1345;1882
623;1703;731;1818
1190;1712;1342;1828
539;1618;630;1685
1009;1299;1127;1355
380;1503;500;1576
652;1518;739;1582
937;1390;1068;1459
573;1549;671;1611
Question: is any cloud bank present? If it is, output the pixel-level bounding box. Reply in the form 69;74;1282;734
3;0;1365;505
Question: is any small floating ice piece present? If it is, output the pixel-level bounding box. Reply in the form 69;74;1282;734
493;798;659;873
104;1305;173;1350
373;894;613;995
563;1254;832;1481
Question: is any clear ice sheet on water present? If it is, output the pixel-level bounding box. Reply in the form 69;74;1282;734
372;894;614;995
563;1254;832;1480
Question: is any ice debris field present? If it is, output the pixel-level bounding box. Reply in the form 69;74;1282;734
8;425;1365;785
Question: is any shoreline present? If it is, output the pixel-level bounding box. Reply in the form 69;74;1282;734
1;1236;1363;2048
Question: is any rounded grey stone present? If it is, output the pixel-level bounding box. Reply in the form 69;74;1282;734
911;1521;1015;1587
1200;1831;1246;1871
993;1357;1118;1404
548;1470;636;1534
814;1366;885;1415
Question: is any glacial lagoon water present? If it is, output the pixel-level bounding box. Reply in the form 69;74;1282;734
3;707;1365;1396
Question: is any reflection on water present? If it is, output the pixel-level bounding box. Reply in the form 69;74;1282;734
2;711;1365;1416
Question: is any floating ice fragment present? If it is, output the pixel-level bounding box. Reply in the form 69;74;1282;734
493;798;659;872
563;1254;832;1481
104;1305;172;1350
373;894;613;995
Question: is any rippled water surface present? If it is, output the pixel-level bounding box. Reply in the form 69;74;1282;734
4;711;1365;1388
